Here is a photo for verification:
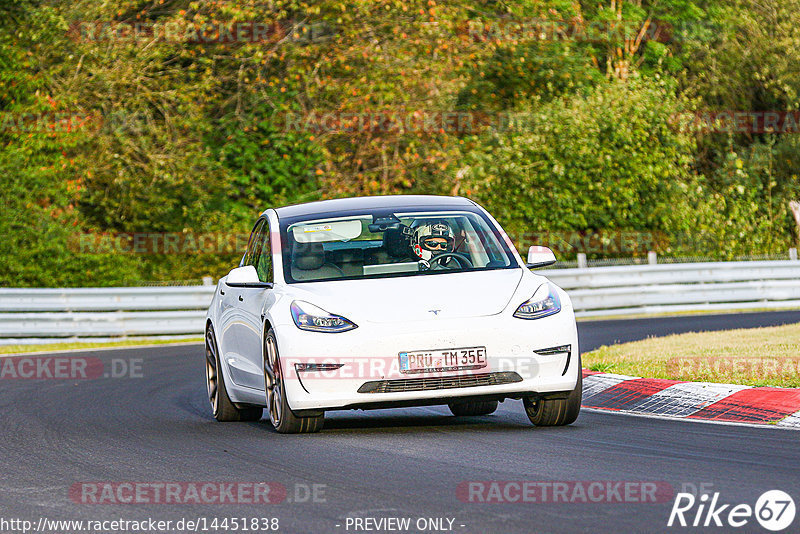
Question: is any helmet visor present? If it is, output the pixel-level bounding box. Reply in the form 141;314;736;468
421;236;454;251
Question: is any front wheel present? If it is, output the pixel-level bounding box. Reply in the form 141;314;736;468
523;366;582;427
264;328;324;434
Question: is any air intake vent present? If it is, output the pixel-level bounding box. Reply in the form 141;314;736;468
357;372;523;394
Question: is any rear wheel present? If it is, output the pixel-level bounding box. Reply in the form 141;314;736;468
448;400;498;417
264;328;324;434
524;366;582;427
205;326;263;422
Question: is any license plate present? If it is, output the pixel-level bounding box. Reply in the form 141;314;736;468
399;346;487;374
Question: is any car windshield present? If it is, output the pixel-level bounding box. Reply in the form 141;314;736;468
280;209;518;283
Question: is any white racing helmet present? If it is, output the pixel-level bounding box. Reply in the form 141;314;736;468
412;220;455;262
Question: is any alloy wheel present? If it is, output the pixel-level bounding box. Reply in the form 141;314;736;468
264;335;283;427
205;329;218;414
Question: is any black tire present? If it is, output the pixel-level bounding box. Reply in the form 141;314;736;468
205;326;263;422
264;328;324;434
523;365;582;427
448;400;498;416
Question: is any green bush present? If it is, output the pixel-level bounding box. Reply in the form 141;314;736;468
460;77;701;256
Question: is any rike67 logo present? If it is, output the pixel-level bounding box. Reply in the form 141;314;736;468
668;490;796;531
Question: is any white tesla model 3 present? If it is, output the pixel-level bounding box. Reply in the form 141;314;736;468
205;195;581;433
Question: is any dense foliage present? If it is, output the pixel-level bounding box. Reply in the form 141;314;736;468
1;0;798;286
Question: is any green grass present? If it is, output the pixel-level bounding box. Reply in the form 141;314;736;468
583;323;800;387
587;361;617;373
0;337;203;356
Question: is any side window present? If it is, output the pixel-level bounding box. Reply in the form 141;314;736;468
255;220;273;282
243;219;266;267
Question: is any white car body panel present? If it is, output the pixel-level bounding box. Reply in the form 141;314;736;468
206;196;580;412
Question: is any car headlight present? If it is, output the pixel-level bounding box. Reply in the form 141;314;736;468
513;283;561;320
290;301;358;333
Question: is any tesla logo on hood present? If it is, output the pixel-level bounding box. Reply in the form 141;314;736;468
428;309;441;316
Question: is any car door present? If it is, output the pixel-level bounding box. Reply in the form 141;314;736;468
234;217;277;390
219;218;267;390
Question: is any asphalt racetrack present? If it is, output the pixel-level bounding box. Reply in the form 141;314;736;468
1;310;799;533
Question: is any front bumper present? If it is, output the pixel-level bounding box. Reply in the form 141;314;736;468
274;310;579;411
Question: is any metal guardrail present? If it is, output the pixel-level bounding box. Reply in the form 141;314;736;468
0;287;215;338
0;287;216;312
0;260;798;338
546;260;800;317
0;311;208;337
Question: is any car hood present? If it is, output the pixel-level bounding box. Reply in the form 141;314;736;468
285;268;525;323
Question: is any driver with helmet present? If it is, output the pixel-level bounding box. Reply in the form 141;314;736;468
411;220;459;268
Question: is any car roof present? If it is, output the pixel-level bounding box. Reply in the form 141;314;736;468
273;195;477;220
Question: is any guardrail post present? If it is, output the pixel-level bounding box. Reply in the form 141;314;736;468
647;251;657;265
791;248;798;261
577;253;587;269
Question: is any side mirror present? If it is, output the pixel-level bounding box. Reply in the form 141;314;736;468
225;265;272;288
526;246;557;269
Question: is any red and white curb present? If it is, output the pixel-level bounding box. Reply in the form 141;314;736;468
581;369;800;428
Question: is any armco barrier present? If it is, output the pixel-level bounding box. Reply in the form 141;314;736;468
545;260;800;317
0;286;216;312
0;260;798;337
0;287;215;338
